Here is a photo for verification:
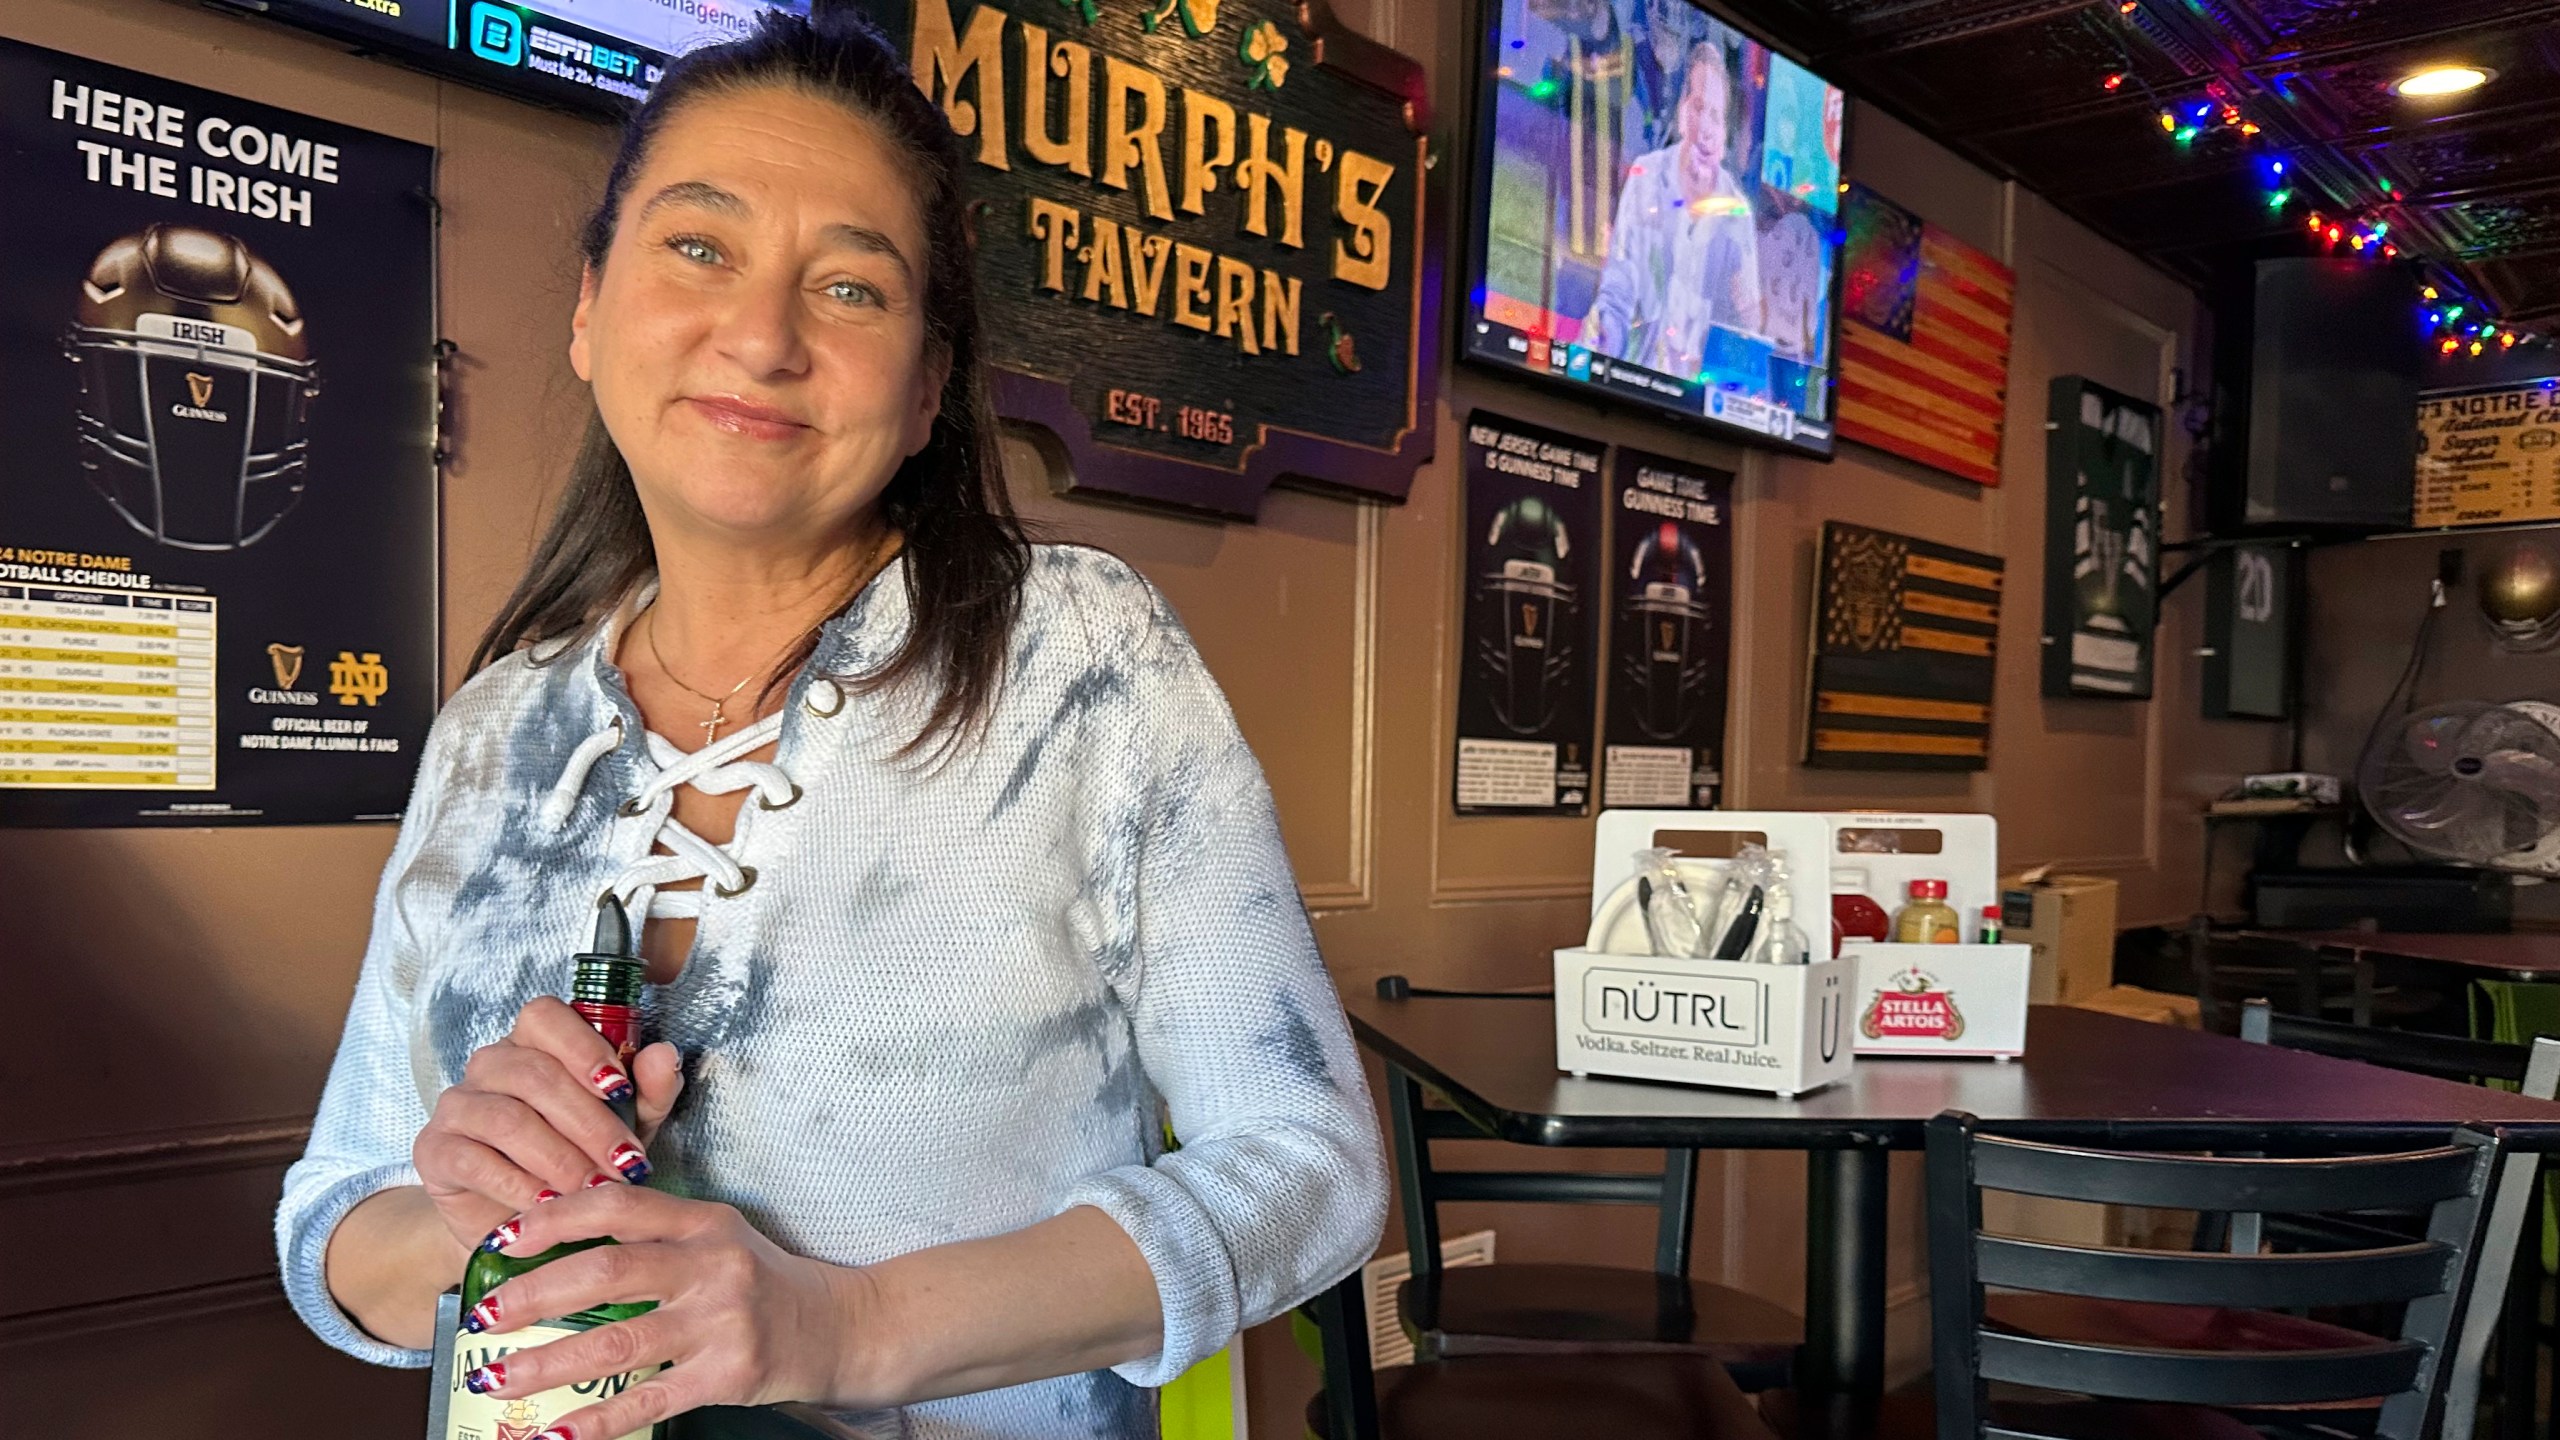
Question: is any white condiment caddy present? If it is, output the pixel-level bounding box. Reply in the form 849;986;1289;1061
1827;812;2033;1059
1554;810;1854;1097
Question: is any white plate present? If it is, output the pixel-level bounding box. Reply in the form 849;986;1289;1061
1585;857;1733;955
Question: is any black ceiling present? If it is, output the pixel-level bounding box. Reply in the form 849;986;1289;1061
1710;0;2560;326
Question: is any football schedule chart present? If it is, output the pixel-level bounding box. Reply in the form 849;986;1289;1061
0;583;216;791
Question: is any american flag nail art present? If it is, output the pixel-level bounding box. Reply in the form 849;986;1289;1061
589;1063;636;1104
533;1426;575;1440
478;1218;523;1253
607;1142;650;1183
584;1173;613;1190
463;1361;506;1395
463;1295;501;1334
534;1188;563;1204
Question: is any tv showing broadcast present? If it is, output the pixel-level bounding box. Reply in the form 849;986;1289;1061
258;1;810;113
1465;0;1847;456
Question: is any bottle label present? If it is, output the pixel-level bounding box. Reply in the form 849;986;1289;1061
446;1322;660;1440
573;1000;641;1065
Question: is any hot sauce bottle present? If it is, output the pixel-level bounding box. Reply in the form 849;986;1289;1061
443;895;664;1440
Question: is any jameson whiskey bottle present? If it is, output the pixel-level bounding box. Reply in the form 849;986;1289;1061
442;895;665;1440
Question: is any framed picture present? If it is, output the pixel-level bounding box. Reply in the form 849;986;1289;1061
2041;376;2162;699
1805;521;2003;772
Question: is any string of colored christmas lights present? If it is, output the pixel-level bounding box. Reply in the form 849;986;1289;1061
2105;1;2547;362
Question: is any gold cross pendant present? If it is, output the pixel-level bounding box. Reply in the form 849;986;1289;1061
700;701;728;746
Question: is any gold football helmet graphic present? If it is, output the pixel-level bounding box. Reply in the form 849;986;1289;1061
63;224;321;550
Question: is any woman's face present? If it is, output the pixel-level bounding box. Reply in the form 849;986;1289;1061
570;86;943;549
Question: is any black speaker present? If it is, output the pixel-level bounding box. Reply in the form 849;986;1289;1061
2209;258;2420;531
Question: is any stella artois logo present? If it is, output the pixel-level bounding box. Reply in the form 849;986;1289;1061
1862;965;1965;1041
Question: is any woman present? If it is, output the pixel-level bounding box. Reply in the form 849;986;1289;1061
274;11;1387;1440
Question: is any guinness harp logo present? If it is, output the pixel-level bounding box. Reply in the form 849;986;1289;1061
266;643;305;690
1519;603;1538;637
185;371;216;407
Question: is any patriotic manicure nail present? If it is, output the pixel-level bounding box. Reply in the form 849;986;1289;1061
589;1063;636;1104
584;1172;614;1190
608;1142;650;1184
462;1296;501;1334
463;1361;507;1395
534;1427;575;1440
478;1218;523;1254
534;1188;563;1204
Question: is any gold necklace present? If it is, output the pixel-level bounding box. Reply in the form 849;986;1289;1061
644;612;800;746
642;531;901;745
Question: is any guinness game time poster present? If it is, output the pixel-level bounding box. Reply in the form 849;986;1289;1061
1602;448;1731;808
1455;411;1602;815
0;39;436;826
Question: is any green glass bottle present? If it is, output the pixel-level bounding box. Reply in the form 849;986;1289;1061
443;895;665;1440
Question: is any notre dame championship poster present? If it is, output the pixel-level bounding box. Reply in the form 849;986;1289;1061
0;39;436;826
1454;411;1603;815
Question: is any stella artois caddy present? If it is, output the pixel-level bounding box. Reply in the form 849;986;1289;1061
1828;812;2032;1059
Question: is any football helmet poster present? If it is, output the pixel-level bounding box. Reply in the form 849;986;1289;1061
0;39;435;826
1603;448;1732;807
1455;411;1604;815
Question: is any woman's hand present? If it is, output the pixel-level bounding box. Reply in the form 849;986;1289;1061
412;997;685;1253
453;1184;875;1437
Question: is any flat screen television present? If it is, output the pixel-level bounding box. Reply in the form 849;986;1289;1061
240;1;809;113
1463;0;1847;457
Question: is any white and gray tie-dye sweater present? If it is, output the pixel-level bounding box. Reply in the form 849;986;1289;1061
275;544;1388;1438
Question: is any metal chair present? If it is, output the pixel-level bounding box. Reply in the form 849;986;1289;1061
1301;1268;1780;1440
2232;999;2560;1440
2188;922;2432;1030
1373;975;1802;1389
1927;1108;2506;1440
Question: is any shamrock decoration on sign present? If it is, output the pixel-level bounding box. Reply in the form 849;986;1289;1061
1319;313;1361;374
1140;0;1219;35
1239;18;1289;88
1056;0;1099;25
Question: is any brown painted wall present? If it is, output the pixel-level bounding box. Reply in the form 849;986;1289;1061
0;1;2285;1435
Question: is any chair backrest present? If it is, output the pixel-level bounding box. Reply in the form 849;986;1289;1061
2235;995;2559;1440
1375;975;1699;1283
2188;924;2336;1028
1925;1109;2504;1440
2235;998;2532;1085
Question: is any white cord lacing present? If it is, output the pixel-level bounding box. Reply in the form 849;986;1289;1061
541;708;801;921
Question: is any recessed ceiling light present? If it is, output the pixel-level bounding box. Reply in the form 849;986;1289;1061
2395;65;2492;97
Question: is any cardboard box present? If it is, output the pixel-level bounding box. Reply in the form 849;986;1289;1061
1999;872;2119;1004
2070;984;2201;1030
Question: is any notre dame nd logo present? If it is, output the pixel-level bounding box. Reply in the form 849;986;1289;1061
328;650;389;707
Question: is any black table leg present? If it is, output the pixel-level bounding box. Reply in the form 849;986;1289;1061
1803;1147;1890;1438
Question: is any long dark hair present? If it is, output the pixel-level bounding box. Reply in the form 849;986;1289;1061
466;5;1029;759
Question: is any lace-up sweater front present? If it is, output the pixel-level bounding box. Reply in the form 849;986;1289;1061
275;544;1388;1439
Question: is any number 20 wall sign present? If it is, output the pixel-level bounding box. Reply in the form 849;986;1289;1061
879;0;1436;519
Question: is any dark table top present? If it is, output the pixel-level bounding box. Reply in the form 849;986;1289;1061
2248;928;2560;980
1343;993;2560;1152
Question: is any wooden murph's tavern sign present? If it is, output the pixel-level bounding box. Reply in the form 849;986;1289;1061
880;0;1435;518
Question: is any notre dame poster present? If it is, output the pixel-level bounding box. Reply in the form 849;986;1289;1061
0;39;436;826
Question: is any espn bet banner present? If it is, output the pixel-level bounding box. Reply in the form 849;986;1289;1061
0;38;436;826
